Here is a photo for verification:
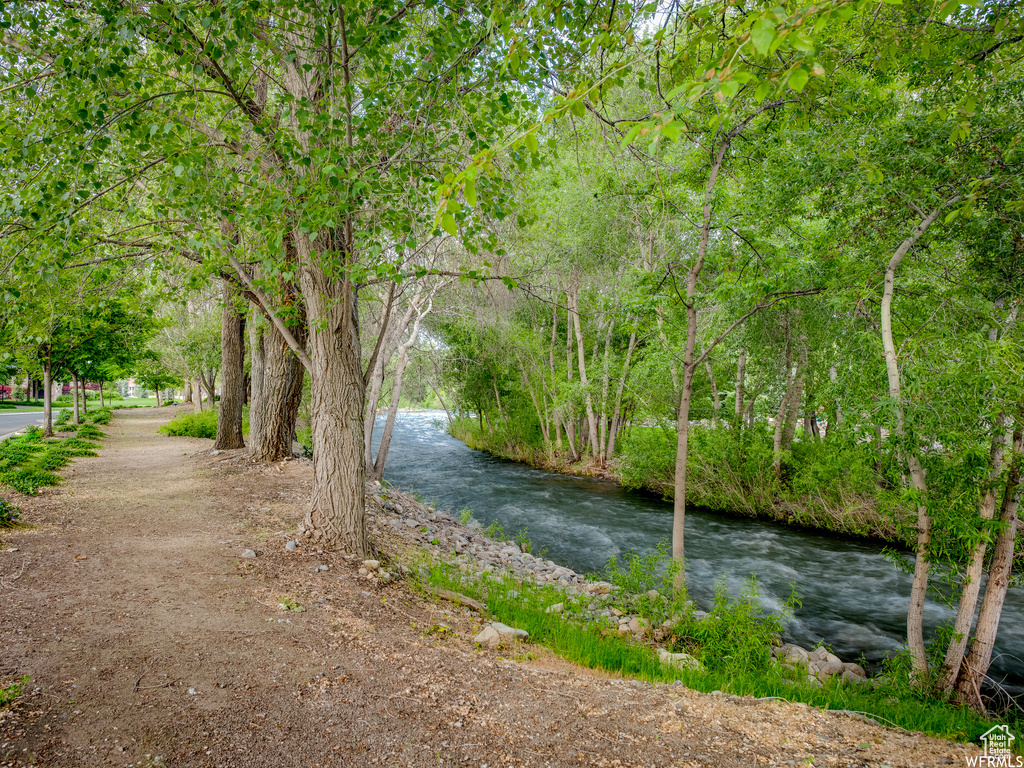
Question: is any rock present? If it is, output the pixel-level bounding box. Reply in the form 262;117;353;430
657;648;703;672
813;660;845;682
241;549;257;559
610;608;623;617
779;644;809;665
362;559;380;570
586;581;614;595
488;621;528;641
545;603;564;614
808;646;841;665
692;610;709;622
628;617;647;636
285;541;297;552
843;662;867;678
210;450;221;457
474;625;502;649
843;669;869;685
316;565;329;572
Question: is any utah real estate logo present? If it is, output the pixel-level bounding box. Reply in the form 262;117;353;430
966;725;1020;767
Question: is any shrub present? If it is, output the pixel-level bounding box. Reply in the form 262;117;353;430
58;438;99;452
76;424;106;440
0;499;21;528
34;450;71;471
55;409;70;425
0;469;60;495
90;409;112;425
56;424;78;432
158;410;218;439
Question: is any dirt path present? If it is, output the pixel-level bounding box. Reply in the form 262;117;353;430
0;408;980;767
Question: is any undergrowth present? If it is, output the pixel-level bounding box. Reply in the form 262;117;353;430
410;547;1013;746
0;419;107;494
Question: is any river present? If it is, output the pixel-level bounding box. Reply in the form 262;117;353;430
373;410;1024;694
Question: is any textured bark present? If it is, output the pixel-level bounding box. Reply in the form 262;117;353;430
549;305;563;451
956;427;1022;709
773;328;795;477
194;380;203;413
297;232;366;555
248;320;302;462
215;281;246;450
248;321;266;448
184;381;193;404
99;384;105;409
81;379;88;416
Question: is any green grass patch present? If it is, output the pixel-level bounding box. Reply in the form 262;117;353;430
55;424;78;433
158;410;218;439
0;424;106;494
76;424;106;440
412;551;1011;746
0;468;61;495
90;409;112;425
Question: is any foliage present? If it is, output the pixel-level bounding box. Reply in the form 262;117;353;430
0;469;61;495
0;677;29;709
158;411;218;440
75;425;106;441
0;499;21;528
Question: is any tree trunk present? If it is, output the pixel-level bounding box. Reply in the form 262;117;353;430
215;281;247;450
734;349;746;428
704;357;720;427
956;427;1022;709
185;381;193;404
194;380;203;413
99;384;105;409
881;201;955;679
248;320;266;449
42;362;53;438
939;415;1008;694
773;332;795;478
81;379;88;416
156;389;162;407
296;234;366;554
249;320;301;462
72;373;80;424
606;330;637;458
371;298;428;481
597;317;615;466
569;286;600;459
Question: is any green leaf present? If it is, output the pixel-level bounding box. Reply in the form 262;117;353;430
525;131;539;153
463;180;477;208
750;18;776;55
788;68;809;93
440;213;457;236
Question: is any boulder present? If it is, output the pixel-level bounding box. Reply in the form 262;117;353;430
808;646;842;665
843;662;867;678
362;559;380;571
627;617;648;636
488;621;528;641
586;581;614;595
241;549;257;559
812;660;845;682
842;669;869;685
657;648;703;672
545;603;564;615
474;626;502;649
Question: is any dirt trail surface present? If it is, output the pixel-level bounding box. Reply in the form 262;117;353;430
0;408;980;767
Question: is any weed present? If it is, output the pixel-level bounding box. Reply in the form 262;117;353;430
90;409;112;425
484;520;507;541
56;424;78;432
459;507;474;525
0;499;21;528
278;597;305;612
0;676;29;708
515;527;533;554
55;409;70;425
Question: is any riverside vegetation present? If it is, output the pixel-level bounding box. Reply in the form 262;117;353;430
359;482;1019;747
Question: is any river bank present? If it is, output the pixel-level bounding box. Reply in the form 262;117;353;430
0;405;991;767
448;419;912;546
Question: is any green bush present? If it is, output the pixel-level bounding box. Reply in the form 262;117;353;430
90;409;112;425
158;410;218;439
56;424;77;432
0;499;21;528
0;468;60;495
55;409;70;425
34;450;71;471
76;424;106;440
58;438;99;452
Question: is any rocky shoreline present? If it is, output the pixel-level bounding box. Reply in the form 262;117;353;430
298;480;872;688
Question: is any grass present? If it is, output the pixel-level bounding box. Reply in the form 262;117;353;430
410;549;1016;747
0;421;107;495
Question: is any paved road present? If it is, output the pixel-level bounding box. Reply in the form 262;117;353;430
0;409;44;439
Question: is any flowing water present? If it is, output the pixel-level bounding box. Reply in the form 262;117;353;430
373;410;1024;693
